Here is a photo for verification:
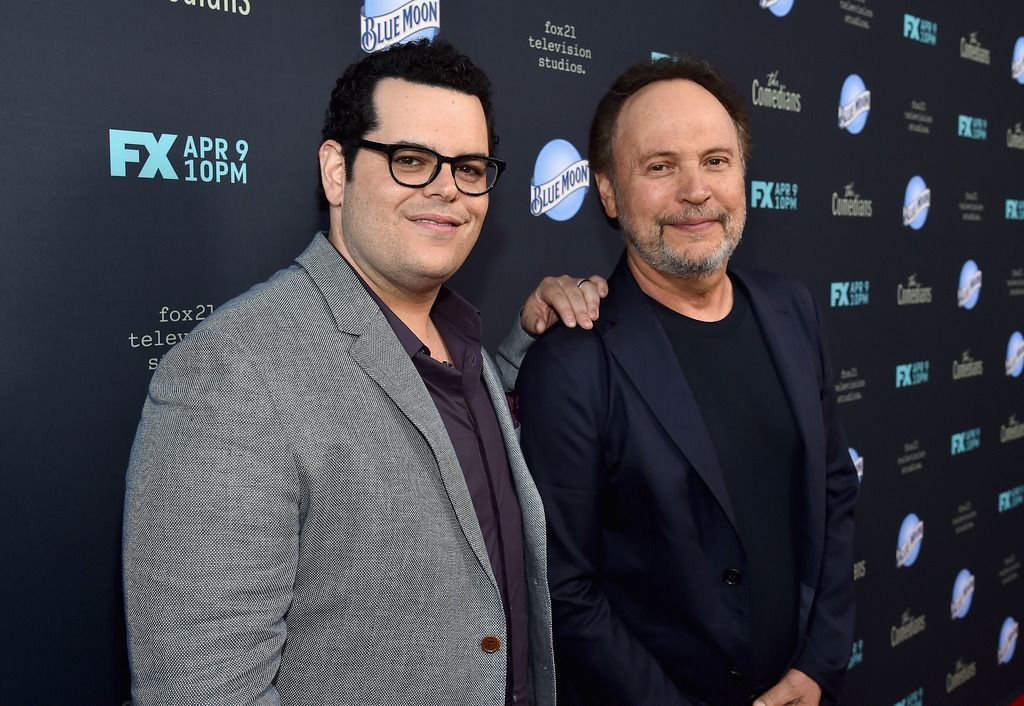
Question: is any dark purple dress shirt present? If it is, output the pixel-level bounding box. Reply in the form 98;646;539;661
344;256;530;705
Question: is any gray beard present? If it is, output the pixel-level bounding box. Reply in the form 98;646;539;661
620;204;745;280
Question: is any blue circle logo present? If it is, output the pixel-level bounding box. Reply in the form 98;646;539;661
999;617;1019;664
896;513;924;568
958;260;982;310
848;448;863;483
761;0;794;17
902;176;931;230
951;569;975;620
1013;37;1024;84
838;74;870;134
530;139;590;222
360;0;441;54
1006;331;1024;378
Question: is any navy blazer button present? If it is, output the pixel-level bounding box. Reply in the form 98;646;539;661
723;568;742;585
481;635;501;653
728;668;744;679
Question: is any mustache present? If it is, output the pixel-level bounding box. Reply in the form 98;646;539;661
656;206;729;227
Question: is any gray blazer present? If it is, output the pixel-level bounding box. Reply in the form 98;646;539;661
123;233;556;705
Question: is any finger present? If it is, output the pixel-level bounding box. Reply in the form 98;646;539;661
578;277;607;320
588;274;610;299
521;300;562;334
533;283;578;329
520;307;547;335
543;307;562;332
521;274;607;334
560;280;595;329
541;275;599;329
520;277;570;334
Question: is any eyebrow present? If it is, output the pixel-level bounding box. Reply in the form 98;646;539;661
389;139;491;158
636;145;737;161
701;145;737;157
389;139;432;150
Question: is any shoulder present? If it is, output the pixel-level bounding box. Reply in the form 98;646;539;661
733;266;818;318
517;324;610;406
734;266;810;297
208;265;323;334
156;263;334;378
523;323;606;370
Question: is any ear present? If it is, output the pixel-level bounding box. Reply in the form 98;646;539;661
319;140;346;208
594;170;618;220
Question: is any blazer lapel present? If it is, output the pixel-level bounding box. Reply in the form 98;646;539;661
739;269;827;601
601;258;740;533
738;271;823;478
297;233;498;589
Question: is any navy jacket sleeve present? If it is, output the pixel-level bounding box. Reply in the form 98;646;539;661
791;293;859;700
517;329;700;706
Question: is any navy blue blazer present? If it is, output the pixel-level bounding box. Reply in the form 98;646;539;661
517;257;858;705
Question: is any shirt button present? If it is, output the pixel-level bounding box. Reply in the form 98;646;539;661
723;568;743;585
481;635;501;653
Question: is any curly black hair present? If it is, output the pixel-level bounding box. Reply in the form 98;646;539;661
319;39;497;207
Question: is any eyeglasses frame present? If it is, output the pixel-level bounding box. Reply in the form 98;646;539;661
350;138;506;196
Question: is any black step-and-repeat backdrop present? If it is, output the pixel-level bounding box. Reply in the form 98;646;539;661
2;1;1022;703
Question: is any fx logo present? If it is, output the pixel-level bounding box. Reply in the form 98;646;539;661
109;129;178;179
903;14;921;40
752;180;775;208
999;486;1023;512
958;115;986;139
951;428;980;455
831;281;850;306
895;364;913;387
951;432;968;454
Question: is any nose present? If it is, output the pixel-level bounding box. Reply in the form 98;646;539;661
423;164;459;201
675;163;711;204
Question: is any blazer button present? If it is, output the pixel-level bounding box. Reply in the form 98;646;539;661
723;568;743;585
481;635;501;653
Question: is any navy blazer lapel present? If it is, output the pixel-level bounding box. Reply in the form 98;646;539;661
296;234;498;589
739;270;827;563
600;258;740;532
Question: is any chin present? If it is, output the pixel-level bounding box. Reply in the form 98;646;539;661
411;258;465;285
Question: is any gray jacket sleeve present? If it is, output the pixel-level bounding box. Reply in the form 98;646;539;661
493;316;537;392
122;324;300;706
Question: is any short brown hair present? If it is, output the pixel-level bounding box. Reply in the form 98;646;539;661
588;55;752;177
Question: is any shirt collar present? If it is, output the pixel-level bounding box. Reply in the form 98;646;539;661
334;244;482;360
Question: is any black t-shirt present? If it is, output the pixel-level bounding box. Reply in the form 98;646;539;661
654;279;801;691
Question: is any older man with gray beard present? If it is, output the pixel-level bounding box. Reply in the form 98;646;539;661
507;55;858;706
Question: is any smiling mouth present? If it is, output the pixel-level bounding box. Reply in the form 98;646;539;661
415;218;457;226
665;218;719;235
659;216;723;243
660;208;727;235
409;213;465;229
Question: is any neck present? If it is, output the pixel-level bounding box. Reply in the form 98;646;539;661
626;251;733;322
328;229;440;338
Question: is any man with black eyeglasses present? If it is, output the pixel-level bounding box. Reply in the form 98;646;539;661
123;40;600;705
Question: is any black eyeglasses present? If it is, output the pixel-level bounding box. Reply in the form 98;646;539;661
352;139;506;196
